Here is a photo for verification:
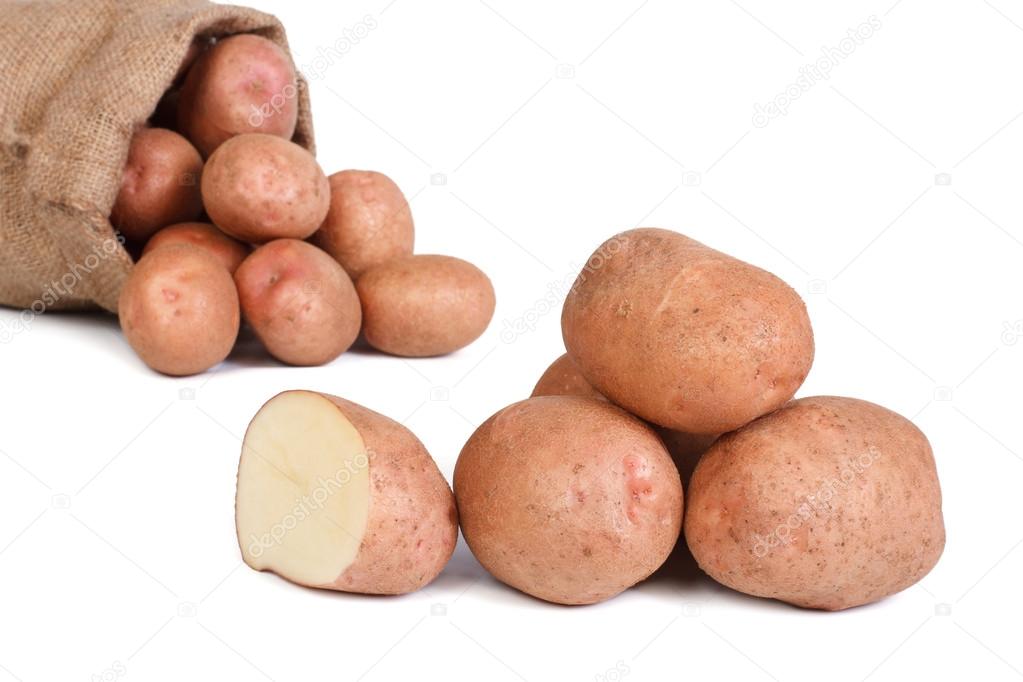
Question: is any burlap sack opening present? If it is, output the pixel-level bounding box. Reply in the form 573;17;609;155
0;0;315;313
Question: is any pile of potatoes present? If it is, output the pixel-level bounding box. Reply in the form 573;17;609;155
115;34;495;376
233;227;944;612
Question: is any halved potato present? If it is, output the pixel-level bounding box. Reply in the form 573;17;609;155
236;390;457;594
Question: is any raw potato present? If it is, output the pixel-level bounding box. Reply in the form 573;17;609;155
531;353;606;401
143;222;250;274
312;170;415;278
684;396;945;611
531;353;716;486
177;34;298;157
235;390;458;595
118;245;239;376
202;133;330;243
454;396;684;605
562;228;814;435
357;255;495;357
234;239;361;366
110;128;203;242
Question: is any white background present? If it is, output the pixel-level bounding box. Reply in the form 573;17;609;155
2;1;1022;680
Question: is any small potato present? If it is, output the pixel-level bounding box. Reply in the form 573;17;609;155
531;353;606;401
455;396;683;605
118;244;239;376
531;353;716;486
201;133;330;243
312;170;414;278
177;34;298;157
110;128;203;242
684;396;945;611
357;255;495;357
236;390;458;594
234;239;361;366
563;228;814;434
143;222;250;274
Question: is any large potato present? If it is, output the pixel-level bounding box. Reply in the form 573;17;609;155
143;222;250;274
454;396;683;605
177;34;298;157
531;353;716;486
118;245;239;376
356;255;495;357
312;170;415;278
234;239;361;366
236;390;458;595
562;228;814;435
110;128;203;242
201;133;330;243
684;396;945;610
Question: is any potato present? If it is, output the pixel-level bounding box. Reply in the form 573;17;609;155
177;33;298;157
454;396;683;605
562;228;814;435
201;133;330;243
118;244;239;376
531;353;606;401
236;390;457;595
357;255;495;357
311;170;414;278
143;222;250;274
110;128;203;242
531;353;716;486
684;396;945;610
234;239;361;366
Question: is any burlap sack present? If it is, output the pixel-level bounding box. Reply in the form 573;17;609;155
0;0;314;313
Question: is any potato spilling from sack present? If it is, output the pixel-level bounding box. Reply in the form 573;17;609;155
562;228;815;435
235;391;458;595
684;396;945;610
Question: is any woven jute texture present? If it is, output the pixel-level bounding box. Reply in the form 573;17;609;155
0;0;314;313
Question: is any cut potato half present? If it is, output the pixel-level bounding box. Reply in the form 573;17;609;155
235;390;458;594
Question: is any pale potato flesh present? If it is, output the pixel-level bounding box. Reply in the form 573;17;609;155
236;391;370;587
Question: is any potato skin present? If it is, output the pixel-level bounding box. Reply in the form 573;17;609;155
312;170;414;278
143;222;250;274
319;394;458;595
357;255;495;357
177;34;298;157
201;133;330;243
454;396;684;605
234;239;361;366
684;396;945;611
110;128;203;242
531;353;716;486
118;244;239;376
562;228;814;435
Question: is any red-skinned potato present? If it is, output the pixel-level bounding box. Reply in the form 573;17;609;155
357;255;495;357
311;170;414;279
685;396;945;611
143;222;250;274
201;133;329;243
454;396;683;605
531;353;716;486
234;239;361;366
236;390;458;595
562;228;814;435
177;34;298;157
118;244;239;376
110;128;203;242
